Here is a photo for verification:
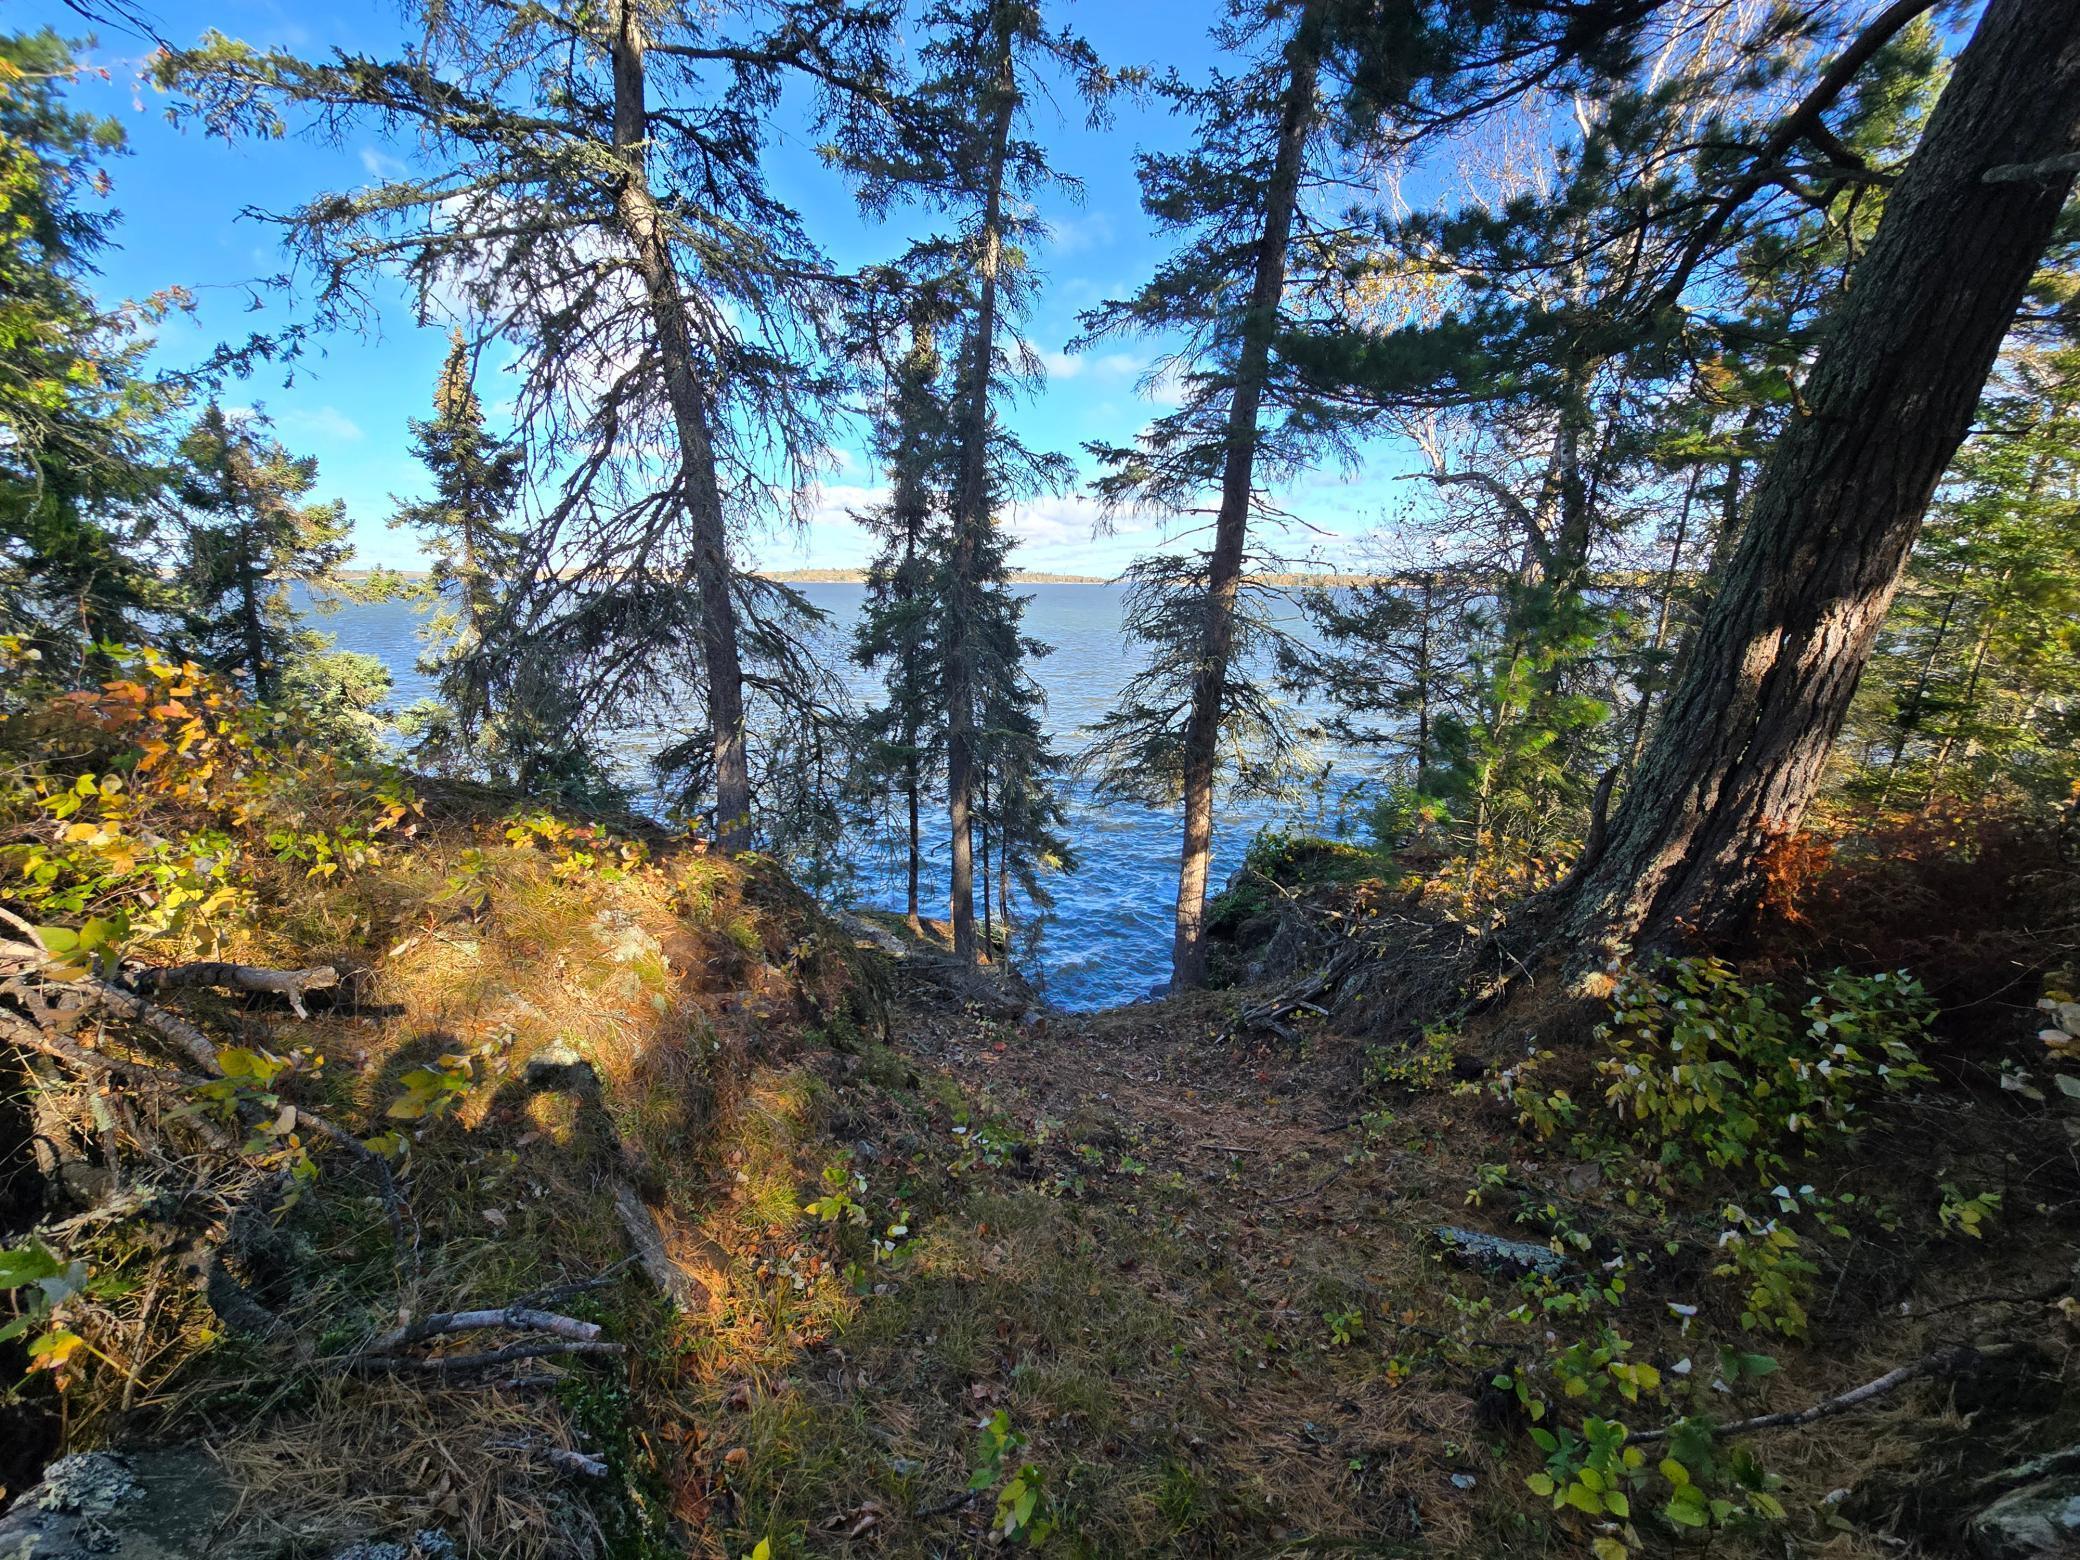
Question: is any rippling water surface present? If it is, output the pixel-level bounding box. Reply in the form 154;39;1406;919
321;583;1361;1010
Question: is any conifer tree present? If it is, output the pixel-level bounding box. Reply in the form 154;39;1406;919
845;0;1109;961
1844;320;2080;814
389;333;523;771
0;28;174;669
1552;0;2080;955
157;0;912;848
849;283;955;930
173;403;391;754
1290;2;1952;880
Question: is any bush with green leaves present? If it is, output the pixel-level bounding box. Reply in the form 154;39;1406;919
1593;958;1934;1189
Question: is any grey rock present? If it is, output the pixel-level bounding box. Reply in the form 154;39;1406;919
1433;1226;1568;1278
522;1041;596;1091
0;1449;232;1559
591;909;661;965
1969;1478;2080;1558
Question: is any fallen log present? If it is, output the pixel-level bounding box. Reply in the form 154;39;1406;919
131;960;340;1018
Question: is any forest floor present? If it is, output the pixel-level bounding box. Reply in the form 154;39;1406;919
681;921;2079;1560
7;762;2076;1560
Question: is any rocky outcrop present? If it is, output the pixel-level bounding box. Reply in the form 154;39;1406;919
0;1450;231;1559
1969;1446;2080;1558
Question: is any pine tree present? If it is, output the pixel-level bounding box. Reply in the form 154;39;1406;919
174;403;391;752
0;28;173;670
157;0;912;849
1283;3;1952;887
389;332;523;771
1553;0;2080;956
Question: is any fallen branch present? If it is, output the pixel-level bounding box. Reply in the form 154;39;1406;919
613;1181;713;1313
1270;1160;1354;1207
914;1488;982;1520
131;960;340;1018
484;1437;612;1478
366;1306;603;1355
1;993;412;1278
514;1256;640;1310
76;976;221;1070
1630;1342;2021;1445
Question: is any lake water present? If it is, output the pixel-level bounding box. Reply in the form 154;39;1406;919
320;583;1362;1010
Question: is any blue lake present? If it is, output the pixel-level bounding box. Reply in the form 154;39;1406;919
318;582;1370;1010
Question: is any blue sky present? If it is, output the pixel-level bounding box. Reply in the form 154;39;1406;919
32;0;1416;576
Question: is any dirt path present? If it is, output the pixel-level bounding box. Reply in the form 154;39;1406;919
753;978;1503;1555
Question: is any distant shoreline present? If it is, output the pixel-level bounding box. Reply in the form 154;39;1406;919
333;567;1405;587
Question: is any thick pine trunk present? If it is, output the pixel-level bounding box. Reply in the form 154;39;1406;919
944;21;1016;964
1169;9;1320;991
610;1;752;849
1558;0;2080;957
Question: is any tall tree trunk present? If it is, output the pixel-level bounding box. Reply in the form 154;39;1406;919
609;0;752;849
238;519;271;700
1558;0;2080;957
944;16;1016;964
904;760;922;932
1169;6;1321;991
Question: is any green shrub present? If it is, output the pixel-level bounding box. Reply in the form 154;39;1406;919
1594;958;1934;1188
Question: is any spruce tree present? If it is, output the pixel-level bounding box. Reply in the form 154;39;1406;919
843;0;1110;961
1844;320;2080;814
389;332;523;772
173;403;390;752
849;283;955;931
0;28;173;669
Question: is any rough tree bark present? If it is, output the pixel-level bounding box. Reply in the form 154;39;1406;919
1557;0;2080;958
944;13;1017;964
1170;5;1321;991
609;0;753;850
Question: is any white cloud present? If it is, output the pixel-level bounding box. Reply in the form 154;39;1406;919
282;405;366;443
1047;211;1115;256
802;481;891;530
360;146;408;180
1042;347;1145;386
